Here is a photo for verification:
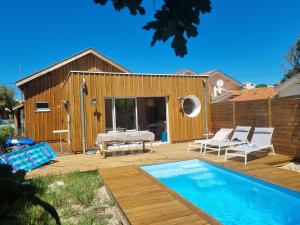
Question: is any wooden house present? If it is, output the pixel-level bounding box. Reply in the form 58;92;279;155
16;49;210;152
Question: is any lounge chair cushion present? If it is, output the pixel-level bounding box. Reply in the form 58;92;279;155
213;128;233;141
235;126;251;132
251;127;274;147
230;143;271;153
208;140;244;147
195;139;213;145
192;128;233;145
252;127;273;134
231;126;251;142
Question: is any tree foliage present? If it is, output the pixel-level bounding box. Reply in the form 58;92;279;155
0;85;18;114
94;0;145;15
0;125;14;146
255;83;268;88
94;0;212;57
0;164;61;225
282;37;300;82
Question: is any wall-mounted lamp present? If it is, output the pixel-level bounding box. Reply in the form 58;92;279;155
177;97;184;103
62;100;69;109
62;99;69;106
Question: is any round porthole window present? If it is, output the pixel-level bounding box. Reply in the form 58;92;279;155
182;95;201;118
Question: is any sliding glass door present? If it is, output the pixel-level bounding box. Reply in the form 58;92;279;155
105;99;113;132
115;98;137;131
105;97;138;132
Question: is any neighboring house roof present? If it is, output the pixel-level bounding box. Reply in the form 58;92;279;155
229;87;277;101
175;69;242;87
203;69;242;87
175;68;198;75
211;89;241;103
15;48;131;87
12;102;24;111
212;87;277;103
275;73;300;92
211;92;234;103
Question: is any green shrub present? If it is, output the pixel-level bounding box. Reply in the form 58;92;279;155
0;125;14;145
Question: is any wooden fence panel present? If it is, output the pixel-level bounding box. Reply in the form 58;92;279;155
271;96;300;156
211;102;234;131
235;100;269;128
211;95;300;156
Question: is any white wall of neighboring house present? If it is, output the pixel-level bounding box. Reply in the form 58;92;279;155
242;82;256;89
279;84;300;97
276;73;300;97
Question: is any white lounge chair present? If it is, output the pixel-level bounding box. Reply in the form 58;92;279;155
203;126;251;156
188;128;233;152
225;127;275;165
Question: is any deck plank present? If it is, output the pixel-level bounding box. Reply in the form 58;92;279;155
100;166;218;225
99;147;300;225
26;142;300;224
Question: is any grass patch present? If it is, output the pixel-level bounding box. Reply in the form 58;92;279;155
12;171;116;225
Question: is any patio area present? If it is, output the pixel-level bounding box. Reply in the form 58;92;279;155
27;142;299;190
25;142;300;225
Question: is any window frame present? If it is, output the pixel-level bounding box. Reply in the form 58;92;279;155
35;102;50;112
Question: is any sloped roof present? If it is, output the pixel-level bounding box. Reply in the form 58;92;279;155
15;48;130;87
175;69;242;87
275;73;300;92
204;70;242;86
229;87;277;101
211;89;241;103
12;102;24;111
199;70;218;76
175;68;198;75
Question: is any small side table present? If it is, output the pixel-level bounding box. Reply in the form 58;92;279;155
53;129;69;155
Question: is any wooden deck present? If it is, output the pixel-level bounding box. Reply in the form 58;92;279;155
100;157;300;225
27;142;300;224
101;166;220;225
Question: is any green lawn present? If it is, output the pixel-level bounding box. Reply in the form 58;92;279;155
16;171;116;225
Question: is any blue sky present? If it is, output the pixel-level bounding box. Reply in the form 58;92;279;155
0;0;299;98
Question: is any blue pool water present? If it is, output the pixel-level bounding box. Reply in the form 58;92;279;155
141;160;300;225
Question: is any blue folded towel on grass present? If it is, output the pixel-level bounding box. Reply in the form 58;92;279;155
0;142;57;172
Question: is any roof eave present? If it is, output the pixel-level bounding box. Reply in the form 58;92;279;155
275;73;300;92
209;70;242;87
211;92;233;103
68;70;210;77
15;48;131;87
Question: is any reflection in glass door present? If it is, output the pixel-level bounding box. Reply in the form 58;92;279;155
105;98;113;132
115;98;136;131
105;97;138;132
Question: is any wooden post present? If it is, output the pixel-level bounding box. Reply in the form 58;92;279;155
150;141;153;153
268;97;272;127
142;141;146;152
101;141;106;159
232;101;236;128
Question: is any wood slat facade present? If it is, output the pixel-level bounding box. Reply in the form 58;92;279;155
63;72;209;151
17;49;210;152
18;52;129;147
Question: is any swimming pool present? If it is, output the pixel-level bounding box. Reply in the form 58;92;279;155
141;159;300;225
